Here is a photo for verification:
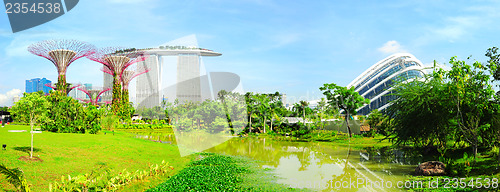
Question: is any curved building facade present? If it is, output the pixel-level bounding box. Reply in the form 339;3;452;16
347;53;425;115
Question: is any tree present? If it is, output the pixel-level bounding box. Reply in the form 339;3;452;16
386;68;452;147
319;83;369;137
366;109;383;132
485;47;500;90
485;47;500;160
314;98;328;130
256;94;270;133
447;56;499;158
217;90;234;134
10;92;50;158
299;101;309;125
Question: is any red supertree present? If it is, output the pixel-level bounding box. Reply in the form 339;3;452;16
87;47;147;115
120;64;150;105
77;86;112;106
28;39;95;95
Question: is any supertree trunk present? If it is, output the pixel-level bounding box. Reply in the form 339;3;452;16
120;65;150;109
28;39;95;95
89;47;147;118
112;76;122;114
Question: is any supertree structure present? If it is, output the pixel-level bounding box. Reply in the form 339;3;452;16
77;86;111;106
120;64;150;105
28;39;95;95
45;83;81;95
87;47;147;115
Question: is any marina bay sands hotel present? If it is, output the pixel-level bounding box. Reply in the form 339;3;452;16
138;46;221;108
103;45;222;109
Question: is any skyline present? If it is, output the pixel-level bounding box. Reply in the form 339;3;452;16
2;0;500;106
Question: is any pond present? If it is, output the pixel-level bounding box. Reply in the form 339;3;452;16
130;130;420;191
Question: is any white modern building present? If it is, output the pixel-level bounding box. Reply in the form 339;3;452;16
134;46;222;109
306;53;425;115
347;53;425;115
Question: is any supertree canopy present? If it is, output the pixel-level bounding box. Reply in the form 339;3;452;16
28;39;95;95
77;86;111;106
87;47;147;116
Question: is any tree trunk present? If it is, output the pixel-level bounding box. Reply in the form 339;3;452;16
473;141;478;159
30;116;34;158
249;114;252;134
270;117;273;132
346;111;352;138
303;109;305;125
263;116;266;133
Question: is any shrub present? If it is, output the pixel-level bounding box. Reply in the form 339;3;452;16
49;161;174;192
41;93;103;134
101;115;119;131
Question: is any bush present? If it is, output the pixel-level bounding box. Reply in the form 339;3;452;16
41;93;103;134
101;115;119;131
49;161;174;192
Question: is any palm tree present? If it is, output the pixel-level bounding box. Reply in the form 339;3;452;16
0;164;31;192
299;100;309;125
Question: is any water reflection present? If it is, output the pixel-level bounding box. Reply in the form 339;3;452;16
205;138;415;191
131;130;176;144
129;131;417;191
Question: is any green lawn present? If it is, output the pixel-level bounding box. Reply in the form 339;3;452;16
0;125;190;191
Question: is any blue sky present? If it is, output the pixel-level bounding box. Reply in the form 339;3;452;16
1;0;500;105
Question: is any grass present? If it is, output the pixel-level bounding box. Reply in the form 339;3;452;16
0;124;190;191
147;153;309;192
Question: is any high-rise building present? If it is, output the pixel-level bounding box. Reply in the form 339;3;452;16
102;73;113;103
136;54;162;109
25;78;52;94
134;46;221;108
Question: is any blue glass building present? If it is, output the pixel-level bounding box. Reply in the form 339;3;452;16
347;53;425;115
25;78;52;94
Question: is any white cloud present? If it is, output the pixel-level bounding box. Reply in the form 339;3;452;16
377;40;406;54
0;89;22;106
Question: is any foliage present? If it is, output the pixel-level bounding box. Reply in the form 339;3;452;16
101;114;120;131
49;161;174;192
162;92;247;135
366;109;383;131
485;47;500;90
0;164;31;192
386;67;452;147
138;106;166;120
319;83;369;137
441;153;475;177
10;92;51;157
10;92;50;125
147;153;247;192
388;56;500;158
446;57;499;158
34;92;106;134
116;121;173;130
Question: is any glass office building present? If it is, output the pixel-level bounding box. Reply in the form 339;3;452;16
25;78;52;94
347;53;425;115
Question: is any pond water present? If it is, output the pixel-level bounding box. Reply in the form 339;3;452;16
130;131;420;191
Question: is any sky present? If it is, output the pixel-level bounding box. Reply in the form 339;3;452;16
1;0;500;106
